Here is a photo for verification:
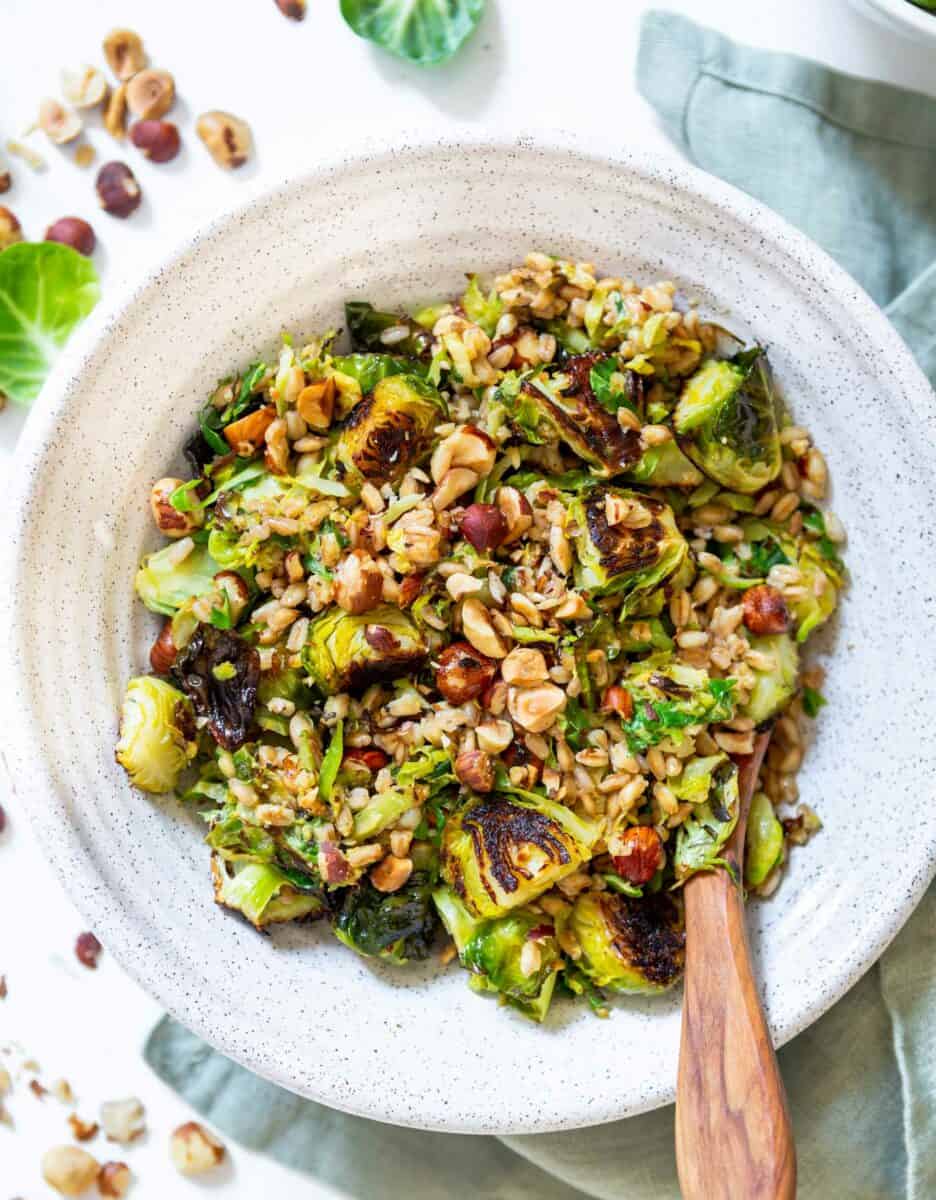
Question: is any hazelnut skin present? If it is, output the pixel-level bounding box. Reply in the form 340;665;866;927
102;29;146;81
96;162;142;218
454;749;494;793
45;217;96;256
130;119;181;163
149;621;177;674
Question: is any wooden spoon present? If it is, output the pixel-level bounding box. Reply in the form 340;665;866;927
675;732;797;1200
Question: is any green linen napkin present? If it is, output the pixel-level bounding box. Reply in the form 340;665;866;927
146;15;936;1198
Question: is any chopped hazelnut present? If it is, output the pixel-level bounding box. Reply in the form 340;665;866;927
370;854;413;893
68;1113;100;1142
508;683;567;733
196;111;253;169
0;206;23;251
38;98;83;145
98;1161;132;1198
169;1122;226;1174
62;66;109;109
126;69;175;121
100;1098;145;1144
454;749;494;792
41;1145;100;1196
334;549;383;615
103;29;147;80
460;597;507;659
104;85;128;140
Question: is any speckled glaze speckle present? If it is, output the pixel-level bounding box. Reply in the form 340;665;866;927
4;133;936;1134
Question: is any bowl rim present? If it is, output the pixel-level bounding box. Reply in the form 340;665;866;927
4;128;936;1132
850;0;936;36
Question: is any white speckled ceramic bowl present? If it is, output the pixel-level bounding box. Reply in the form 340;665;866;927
5;134;936;1133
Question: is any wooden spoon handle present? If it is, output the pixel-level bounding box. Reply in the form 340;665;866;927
675;736;796;1200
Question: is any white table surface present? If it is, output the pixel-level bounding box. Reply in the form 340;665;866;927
1;1;932;1195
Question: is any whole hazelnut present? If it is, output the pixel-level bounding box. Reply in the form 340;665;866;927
742;584;791;636
459;502;508;553
126;69;175;120
37;98;83;145
196;110;252;169
169;1122;226;1174
96;162;141;218
45;217;96;256
75;931;102;968
130;120;180;163
0;205;23;250
454;749;494;793
41;1145;100;1196
61;65;109;109
611;825;663;885
275;0;307;16
103;29;147;81
98;1161;132;1198
149;620;177;674
0;170;12;194
435;640;497;705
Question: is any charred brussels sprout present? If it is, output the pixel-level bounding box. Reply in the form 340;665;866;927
172;625;260;751
302;603;427;695
518;368;643;477
441;794;600;919
618;659;736;753
673;759;741;882
434;887;562;1022
135;542;225;615
570;891;685;994
745;792;785;888
740;633;799;725
116;676;197;793
211;856;324;928
332;870;438;964
571;488;688;604
674;349;782;494
336;375;443;487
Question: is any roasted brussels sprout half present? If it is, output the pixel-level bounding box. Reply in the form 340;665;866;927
745;792;785;887
211;856;324;928
441;793;601;919
673;759;741;882
172;625;260;751
625;439;703;488
618;658;736;753
116;676;197;793
336;375;443;487
518;369;643;478
570;488;688;604
740;633;799;725
302;603;427;695
135;542;224;616
433;887;562;1022
332;869;438;964
569;891;685;994
674;349;782;494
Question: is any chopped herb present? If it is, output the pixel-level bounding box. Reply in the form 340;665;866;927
801;686;827;718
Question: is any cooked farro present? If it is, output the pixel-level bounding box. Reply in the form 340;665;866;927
115;253;846;1022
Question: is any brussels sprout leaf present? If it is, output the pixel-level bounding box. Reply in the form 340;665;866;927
319;720;344;803
0;242;100;406
340;0;485;65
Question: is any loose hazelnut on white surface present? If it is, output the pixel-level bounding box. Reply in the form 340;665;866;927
41;1145;100;1196
95;162;142;218
38;98;83;145
275;0;307;17
103;84;128;140
196;110;253;169
102;29;147;81
100;1097;145;1144
126;69;175;120
45;217;96;257
68;1112;100;1141
169;1121;226;1174
0;206;23;251
98;1161;132;1197
129;119;180;163
62;65;109;109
